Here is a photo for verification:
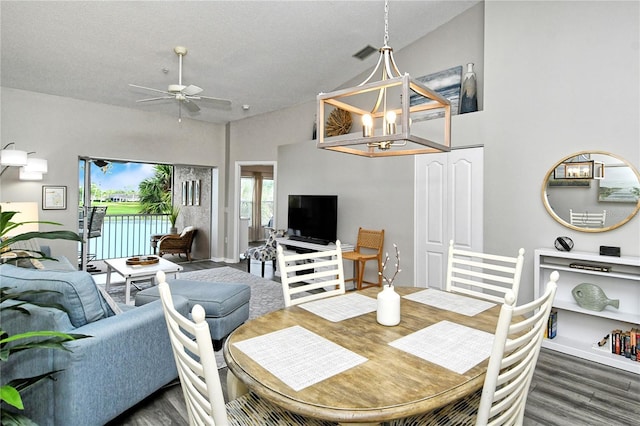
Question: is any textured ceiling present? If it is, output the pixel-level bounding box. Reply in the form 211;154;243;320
1;1;478;124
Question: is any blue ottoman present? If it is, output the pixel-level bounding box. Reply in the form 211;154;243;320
135;279;250;350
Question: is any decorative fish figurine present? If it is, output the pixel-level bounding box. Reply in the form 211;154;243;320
571;283;619;311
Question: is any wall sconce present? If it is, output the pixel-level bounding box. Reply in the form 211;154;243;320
0;143;48;180
0;142;28;167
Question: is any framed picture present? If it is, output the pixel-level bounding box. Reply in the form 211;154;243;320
410;65;463;122
182;181;187;205
598;165;640;203
42;186;67;210
187;180;193;206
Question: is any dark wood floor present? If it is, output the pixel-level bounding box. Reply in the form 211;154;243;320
106;258;640;426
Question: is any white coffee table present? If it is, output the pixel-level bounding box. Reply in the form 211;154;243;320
104;257;183;304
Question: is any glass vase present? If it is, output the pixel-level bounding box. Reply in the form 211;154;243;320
460;63;478;114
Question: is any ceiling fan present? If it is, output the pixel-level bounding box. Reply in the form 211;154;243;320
129;46;231;122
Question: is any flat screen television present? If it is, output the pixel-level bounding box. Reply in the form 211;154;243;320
287;195;338;245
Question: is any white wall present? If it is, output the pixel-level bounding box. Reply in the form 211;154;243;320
0;88;227;262
482;0;639;303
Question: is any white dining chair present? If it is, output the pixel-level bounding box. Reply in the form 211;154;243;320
569;209;606;228
277;240;346;307
390;271;559;426
156;271;336;425
446;240;525;304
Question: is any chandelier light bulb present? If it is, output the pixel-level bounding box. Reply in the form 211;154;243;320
362;114;374;137
385;110;397;135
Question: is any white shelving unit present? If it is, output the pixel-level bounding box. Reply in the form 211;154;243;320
534;248;640;374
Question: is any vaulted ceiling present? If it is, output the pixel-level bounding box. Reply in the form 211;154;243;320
1;1;478;124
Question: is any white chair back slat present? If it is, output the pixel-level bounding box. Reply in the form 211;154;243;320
157;271;228;426
569;209;606;227
446;240;525;304
278;240;346;307
477;272;558;426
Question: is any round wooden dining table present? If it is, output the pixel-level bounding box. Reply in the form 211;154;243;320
223;286;502;425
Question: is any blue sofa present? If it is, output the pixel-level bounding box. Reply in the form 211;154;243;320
0;263;189;425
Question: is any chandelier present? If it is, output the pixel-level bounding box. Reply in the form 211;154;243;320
316;0;451;158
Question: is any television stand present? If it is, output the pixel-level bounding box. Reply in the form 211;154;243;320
287;235;331;245
275;238;353;253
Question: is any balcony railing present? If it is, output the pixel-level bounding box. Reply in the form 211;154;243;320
84;214;171;260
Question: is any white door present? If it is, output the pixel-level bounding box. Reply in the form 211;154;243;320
414;147;483;288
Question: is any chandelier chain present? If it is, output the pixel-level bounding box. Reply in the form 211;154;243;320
384;0;389;46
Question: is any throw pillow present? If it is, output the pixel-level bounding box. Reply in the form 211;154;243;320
0;264;112;327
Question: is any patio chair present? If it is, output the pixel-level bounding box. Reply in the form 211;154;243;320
158;226;196;261
155;270;336;425
79;206;107;271
390;271;559;425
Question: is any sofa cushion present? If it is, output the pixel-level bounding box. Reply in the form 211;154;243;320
0;264;112;327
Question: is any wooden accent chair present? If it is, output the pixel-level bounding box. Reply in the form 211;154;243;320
156;271;335;426
158;226;196;261
446;240;525;304
390;272;559;426
277;241;346;307
342;228;384;290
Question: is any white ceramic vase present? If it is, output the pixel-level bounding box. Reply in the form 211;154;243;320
377;285;400;326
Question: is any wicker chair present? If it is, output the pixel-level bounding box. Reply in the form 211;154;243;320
342;228;384;290
158;226;196;261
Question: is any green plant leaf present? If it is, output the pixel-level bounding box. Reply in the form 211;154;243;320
0;384;24;409
0;409;38;426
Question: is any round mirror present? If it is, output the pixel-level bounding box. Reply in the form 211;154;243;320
542;151;640;232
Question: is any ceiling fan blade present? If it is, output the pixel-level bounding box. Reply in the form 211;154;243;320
136;96;174;103
183;99;201;113
198;95;232;109
128;83;170;95
182;85;203;96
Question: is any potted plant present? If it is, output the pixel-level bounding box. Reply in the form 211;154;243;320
168;205;180;235
0;206;85;424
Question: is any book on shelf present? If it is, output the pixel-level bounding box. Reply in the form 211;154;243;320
546;309;558;339
609;327;639;362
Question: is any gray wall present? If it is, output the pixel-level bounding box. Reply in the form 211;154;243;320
0;88;227;262
173;166;213;258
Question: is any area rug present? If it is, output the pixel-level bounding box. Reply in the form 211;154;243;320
100;266;284;368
